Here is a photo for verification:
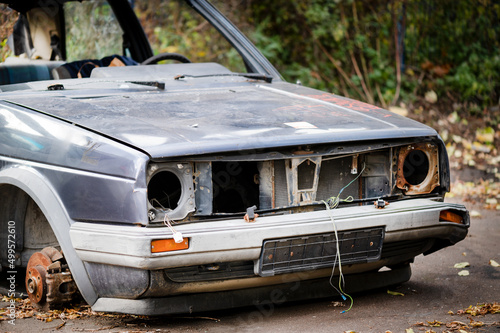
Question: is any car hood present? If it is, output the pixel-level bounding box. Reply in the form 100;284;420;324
1;77;436;159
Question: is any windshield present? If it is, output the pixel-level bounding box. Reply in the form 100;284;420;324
133;0;246;72
65;0;123;61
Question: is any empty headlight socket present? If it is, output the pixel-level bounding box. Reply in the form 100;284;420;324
147;163;196;222
396;143;440;195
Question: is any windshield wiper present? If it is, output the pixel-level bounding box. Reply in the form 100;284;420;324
127;81;165;90
175;73;273;83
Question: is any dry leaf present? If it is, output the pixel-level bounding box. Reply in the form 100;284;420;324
414;321;428;326
454;262;470;269
425;90;438;104
387;290;405;296
459;302;500;316
330;301;345;307
475;127;495;144
427;320;443;327
470;210;482;218
458;270;470;276
489;259;500;267
469;319;484;327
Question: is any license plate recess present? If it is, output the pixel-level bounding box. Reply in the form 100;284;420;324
259;227;384;277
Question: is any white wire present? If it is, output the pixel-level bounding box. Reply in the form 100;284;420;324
322;162;366;310
163;213;184;243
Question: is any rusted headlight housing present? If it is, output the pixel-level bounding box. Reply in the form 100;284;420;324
396;143;440;195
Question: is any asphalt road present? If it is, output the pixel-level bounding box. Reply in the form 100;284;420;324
1;197;499;333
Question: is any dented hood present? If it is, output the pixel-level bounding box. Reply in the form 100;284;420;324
1;77;436;158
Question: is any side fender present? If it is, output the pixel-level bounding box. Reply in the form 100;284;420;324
0;165;98;305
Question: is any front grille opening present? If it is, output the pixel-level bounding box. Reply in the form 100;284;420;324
297;159;316;190
164;260;255;282
212;162;259;213
403;150;429;185
148;171;182;210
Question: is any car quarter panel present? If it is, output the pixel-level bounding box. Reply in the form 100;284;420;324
0;101;150;305
0;101;150;224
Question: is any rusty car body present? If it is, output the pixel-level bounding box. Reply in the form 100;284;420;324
0;0;469;315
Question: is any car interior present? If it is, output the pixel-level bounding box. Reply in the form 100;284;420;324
0;0;247;85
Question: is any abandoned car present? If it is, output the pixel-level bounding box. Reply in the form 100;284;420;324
0;0;469;315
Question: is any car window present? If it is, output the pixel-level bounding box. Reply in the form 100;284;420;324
65;0;124;62
134;0;246;72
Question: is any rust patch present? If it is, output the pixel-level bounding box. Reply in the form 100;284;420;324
305;93;391;117
25;247;77;310
396;143;440;195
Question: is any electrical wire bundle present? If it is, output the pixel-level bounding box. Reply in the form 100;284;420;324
322;162;366;313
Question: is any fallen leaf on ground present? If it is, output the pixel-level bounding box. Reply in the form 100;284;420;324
489;259;499;267
414;321;428;326
457;302;500;316
425;90;438;104
454;262;470;269
330;301;345;307
470;210;482;218
405;329;415;333
486;198;498;205
387;290;405;296
476;127;495;144
444;320;470;331
0;297;149;322
458;270;470;276
427;320;444;327
469;318;485;327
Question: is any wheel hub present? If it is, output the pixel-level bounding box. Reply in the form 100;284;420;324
25;247;77;309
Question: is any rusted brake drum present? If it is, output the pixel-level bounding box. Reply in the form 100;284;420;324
25;247;78;309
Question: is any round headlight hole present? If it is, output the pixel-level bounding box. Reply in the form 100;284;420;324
403;150;429;185
148;171;182;210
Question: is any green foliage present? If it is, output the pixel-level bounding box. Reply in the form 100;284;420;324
134;0;246;72
241;0;500;119
65;1;123;61
0;4;16;62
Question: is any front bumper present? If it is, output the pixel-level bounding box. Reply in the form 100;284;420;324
70;198;468;311
91;264;412;315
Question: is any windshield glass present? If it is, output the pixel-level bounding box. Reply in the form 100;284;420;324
65;0;123;61
133;0;246;72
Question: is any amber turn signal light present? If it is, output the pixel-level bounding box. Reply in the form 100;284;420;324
151;238;189;253
439;210;463;224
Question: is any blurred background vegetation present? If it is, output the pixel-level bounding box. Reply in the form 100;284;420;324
133;0;500;125
215;0;500;125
